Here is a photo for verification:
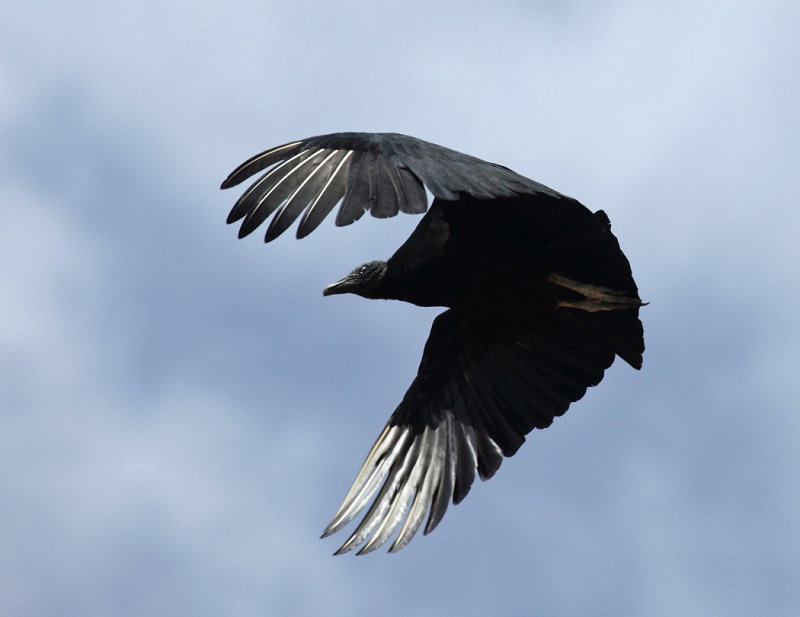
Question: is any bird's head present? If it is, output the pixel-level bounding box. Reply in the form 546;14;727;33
323;260;388;299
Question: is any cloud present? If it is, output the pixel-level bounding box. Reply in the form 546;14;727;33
2;1;799;616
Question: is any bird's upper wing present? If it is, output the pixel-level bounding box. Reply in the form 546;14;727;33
321;306;637;554
221;132;562;242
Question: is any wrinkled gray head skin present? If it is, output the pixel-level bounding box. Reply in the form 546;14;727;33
323;260;388;299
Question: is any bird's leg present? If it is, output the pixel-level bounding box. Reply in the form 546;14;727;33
548;273;643;312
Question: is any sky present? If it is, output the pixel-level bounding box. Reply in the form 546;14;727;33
2;1;799;616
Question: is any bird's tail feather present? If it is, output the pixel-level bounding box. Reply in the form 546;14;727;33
549;210;645;369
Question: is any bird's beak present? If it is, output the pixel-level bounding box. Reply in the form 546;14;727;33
322;277;351;296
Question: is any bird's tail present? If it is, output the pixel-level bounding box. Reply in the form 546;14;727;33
548;210;645;369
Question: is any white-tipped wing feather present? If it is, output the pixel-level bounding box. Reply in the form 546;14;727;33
319;308;626;554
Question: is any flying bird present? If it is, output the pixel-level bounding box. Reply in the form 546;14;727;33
221;132;645;555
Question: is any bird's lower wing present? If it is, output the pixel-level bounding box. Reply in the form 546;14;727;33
322;305;641;554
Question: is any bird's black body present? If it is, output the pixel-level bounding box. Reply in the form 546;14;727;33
221;132;644;554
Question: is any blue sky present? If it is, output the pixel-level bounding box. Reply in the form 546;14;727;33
2;1;799;616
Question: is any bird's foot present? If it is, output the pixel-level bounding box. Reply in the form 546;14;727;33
548;273;643;312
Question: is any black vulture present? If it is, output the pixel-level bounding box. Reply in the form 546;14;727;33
221;132;645;555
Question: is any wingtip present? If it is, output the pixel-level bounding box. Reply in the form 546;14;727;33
264;222;282;243
221;171;248;190
333;545;353;557
334;534;363;556
320;512;344;539
355;541;380;556
388;536;409;554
